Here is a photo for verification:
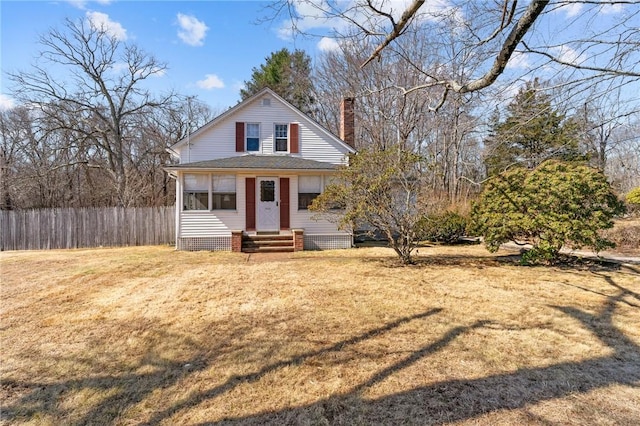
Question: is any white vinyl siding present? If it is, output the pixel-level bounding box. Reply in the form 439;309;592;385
176;94;350;164
176;172;350;244
180;212;234;237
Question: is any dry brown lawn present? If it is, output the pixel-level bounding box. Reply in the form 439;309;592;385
1;245;639;425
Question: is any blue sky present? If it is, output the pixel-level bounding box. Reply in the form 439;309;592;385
1;1;638;114
0;0;330;111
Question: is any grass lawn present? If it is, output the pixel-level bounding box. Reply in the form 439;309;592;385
1;245;639;425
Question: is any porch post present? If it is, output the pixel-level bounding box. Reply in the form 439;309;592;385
231;230;243;252
292;228;304;251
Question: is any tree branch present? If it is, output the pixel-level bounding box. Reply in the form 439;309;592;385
522;41;640;78
361;0;425;68
449;0;550;93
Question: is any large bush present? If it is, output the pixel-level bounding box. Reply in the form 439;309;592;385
471;160;626;264
417;211;469;244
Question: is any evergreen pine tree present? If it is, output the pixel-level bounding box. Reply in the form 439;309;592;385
240;48;315;115
484;79;581;176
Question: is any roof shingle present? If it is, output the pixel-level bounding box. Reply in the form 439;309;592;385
166;155;340;171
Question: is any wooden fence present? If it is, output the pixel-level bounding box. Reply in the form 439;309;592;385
0;206;175;251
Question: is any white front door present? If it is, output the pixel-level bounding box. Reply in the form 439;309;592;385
257;177;279;231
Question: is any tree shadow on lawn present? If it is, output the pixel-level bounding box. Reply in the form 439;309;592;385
0;327;216;424
2;278;638;425
355;247;522;269
201;276;639;425
367;251;624;272
0;309;442;425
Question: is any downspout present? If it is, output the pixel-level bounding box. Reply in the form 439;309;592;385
187;125;191;163
175;172;182;249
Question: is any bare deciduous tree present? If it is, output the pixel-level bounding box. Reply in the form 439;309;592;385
0;96;215;209
314;33;483;203
8;18;175;206
270;0;640;108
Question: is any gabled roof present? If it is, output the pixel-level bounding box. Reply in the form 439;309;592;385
165;155;340;172
169;87;355;154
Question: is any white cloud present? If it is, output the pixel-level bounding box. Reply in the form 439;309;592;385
415;0;464;25
601;3;623;14
196;74;225;90
318;37;340;52
280;1;324;36
506;51;531;70
277;0;465;41
64;0;111;9
0;94;15;111
551;45;585;66
111;62;129;73
557;2;583;18
177;13;208;46
86;11;127;40
65;0;88;8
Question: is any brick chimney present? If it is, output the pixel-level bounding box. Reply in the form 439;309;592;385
340;97;355;149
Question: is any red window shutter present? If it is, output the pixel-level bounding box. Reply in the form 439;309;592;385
290;123;299;153
280;178;290;230
236;122;244;152
246;177;256;230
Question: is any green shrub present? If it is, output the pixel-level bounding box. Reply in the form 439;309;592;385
418;211;469;244
626;187;640;216
627;187;640;205
471;160;626;265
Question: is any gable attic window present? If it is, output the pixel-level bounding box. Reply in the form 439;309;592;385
275;124;288;152
262;98;271;106
298;175;321;210
183;173;209;211
212;175;236;210
246;123;260;152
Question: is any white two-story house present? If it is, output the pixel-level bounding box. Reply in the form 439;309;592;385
165;88;356;252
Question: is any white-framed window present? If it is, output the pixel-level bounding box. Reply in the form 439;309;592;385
183;173;209;211
298;175;322;210
275;124;288;152
212;175;236;210
246;123;260;152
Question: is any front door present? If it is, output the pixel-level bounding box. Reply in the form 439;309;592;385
257;177;279;231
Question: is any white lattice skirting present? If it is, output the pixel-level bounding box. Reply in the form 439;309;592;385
178;236;232;251
177;234;351;251
303;234;353;250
